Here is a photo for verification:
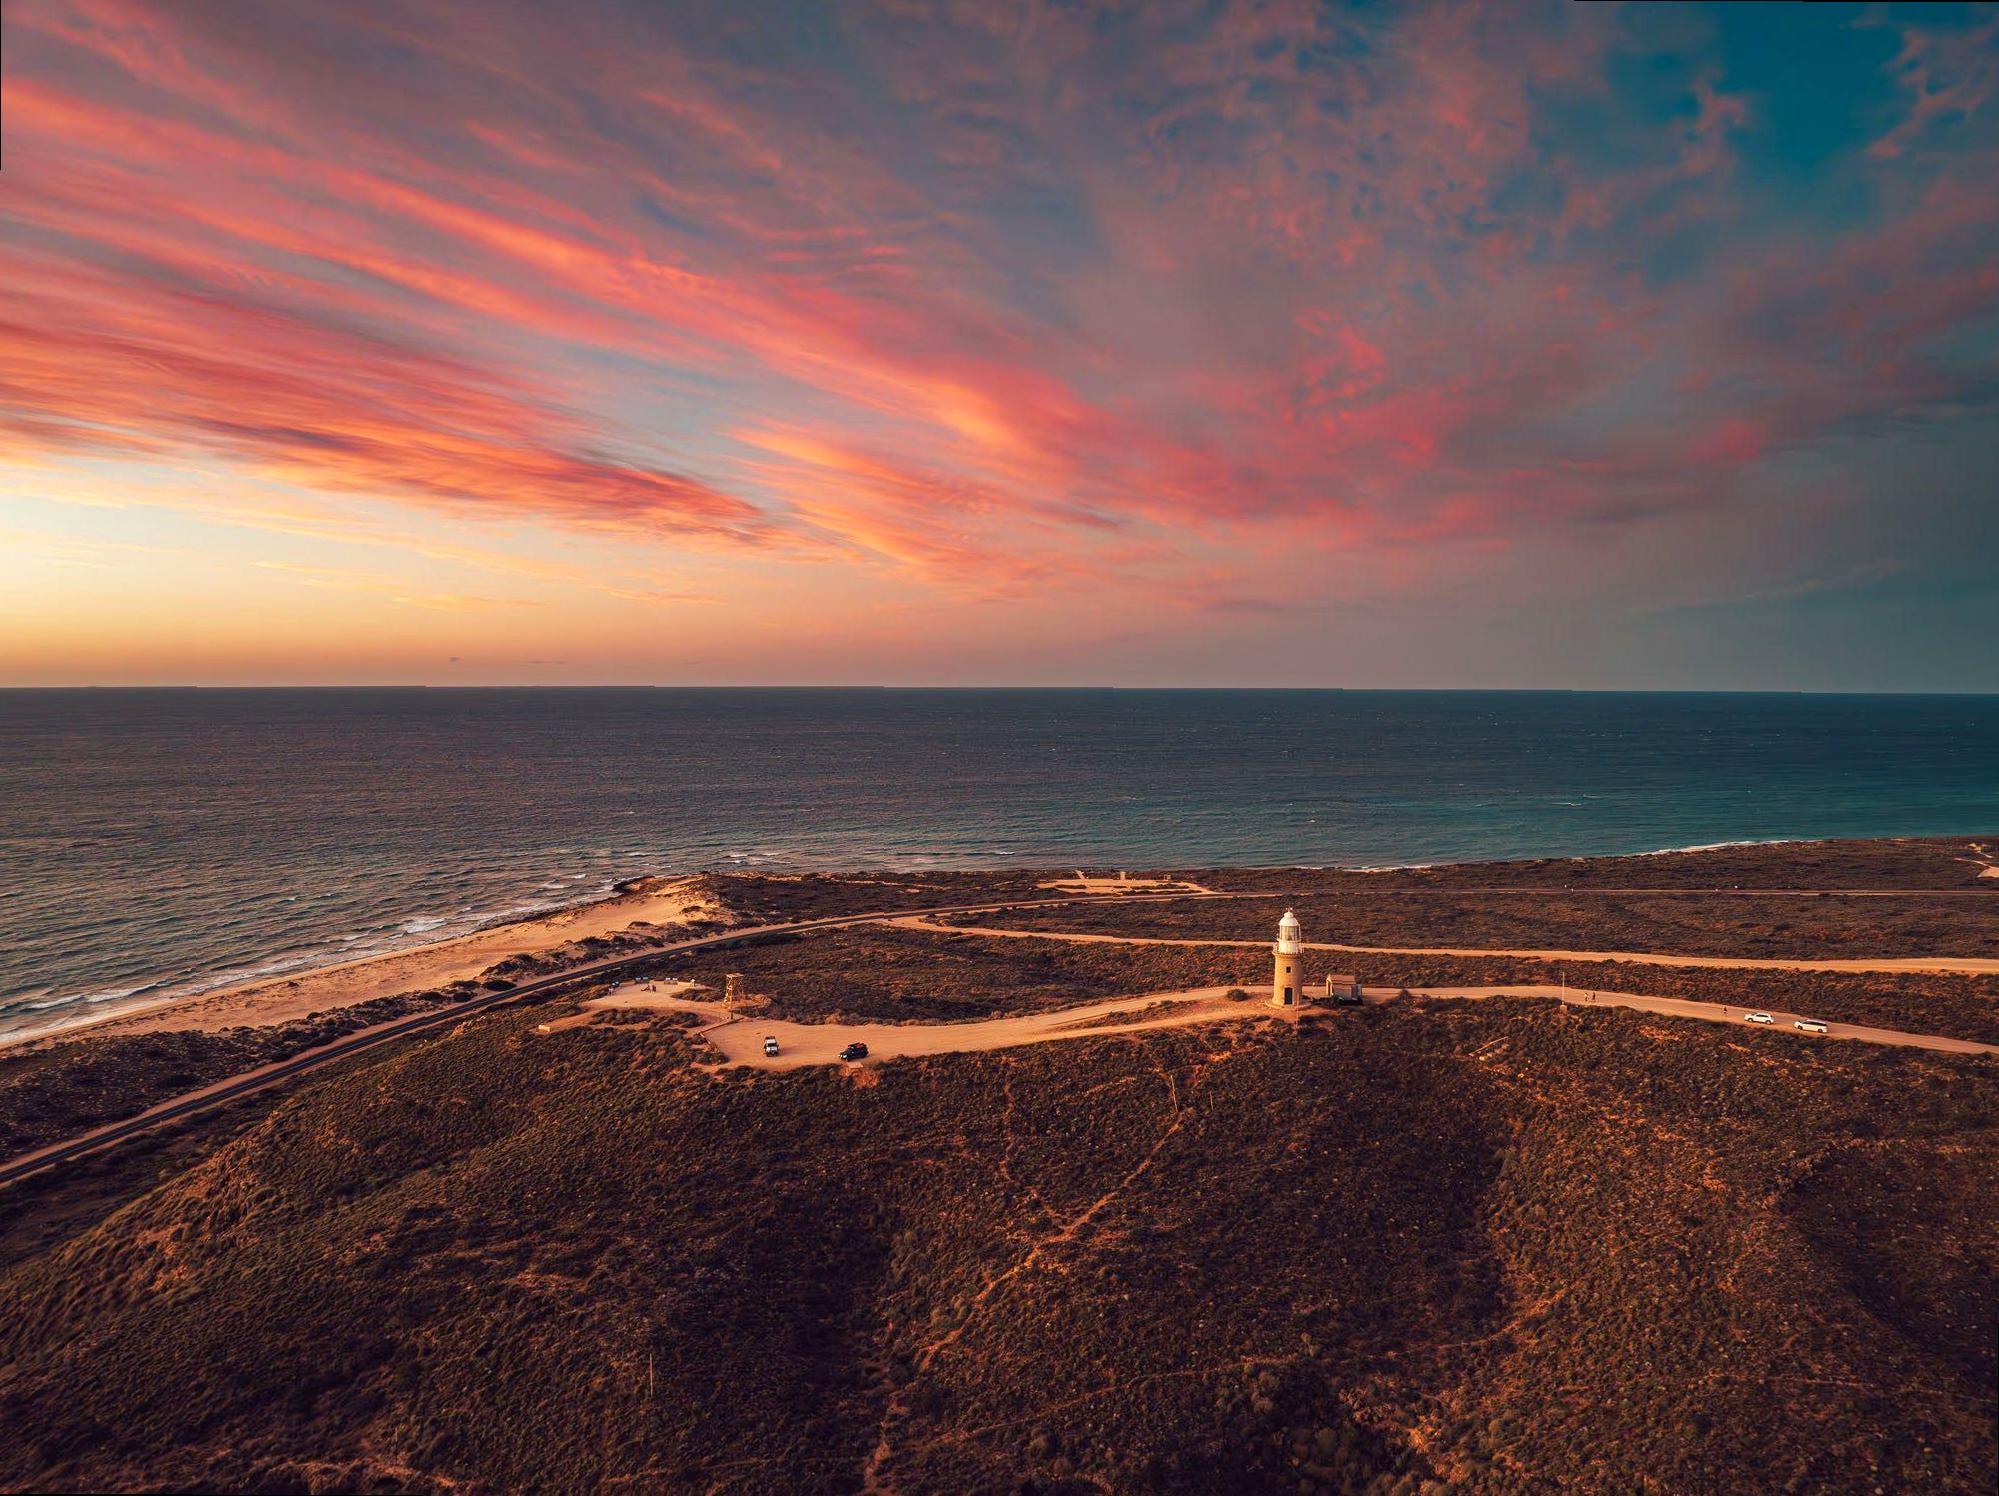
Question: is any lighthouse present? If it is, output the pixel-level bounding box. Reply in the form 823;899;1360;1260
1272;909;1303;1006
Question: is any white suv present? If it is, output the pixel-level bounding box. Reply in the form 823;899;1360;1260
1743;1011;1774;1025
762;1036;780;1056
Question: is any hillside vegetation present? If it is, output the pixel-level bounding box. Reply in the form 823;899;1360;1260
941;886;1999;959
656;924;1269;1021
4;837;1993;1493
0;989;477;1159
1;989;1992;1494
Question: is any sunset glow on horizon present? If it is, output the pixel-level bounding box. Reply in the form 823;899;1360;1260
3;0;1996;688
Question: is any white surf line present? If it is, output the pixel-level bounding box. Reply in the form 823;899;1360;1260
895;918;1999;977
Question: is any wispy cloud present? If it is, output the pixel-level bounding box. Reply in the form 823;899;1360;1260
4;0;1997;682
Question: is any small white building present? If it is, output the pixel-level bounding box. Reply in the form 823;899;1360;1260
1324;973;1362;1004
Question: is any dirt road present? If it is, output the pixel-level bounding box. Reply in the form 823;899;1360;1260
582;980;1999;1067
598;987;1249;1069
903;918;1999;976
13;884;1989;1190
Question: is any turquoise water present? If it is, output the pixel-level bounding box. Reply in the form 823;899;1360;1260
2;688;1994;1037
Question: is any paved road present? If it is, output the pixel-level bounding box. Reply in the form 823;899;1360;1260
0;890;1262;1189
585;980;1999;1069
906;918;1999;976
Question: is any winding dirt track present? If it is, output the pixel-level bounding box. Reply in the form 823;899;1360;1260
586;980;1999;1066
899;918;1999;976
8;886;1993;1190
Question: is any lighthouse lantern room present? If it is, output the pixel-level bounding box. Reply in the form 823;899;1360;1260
1272;909;1303;1006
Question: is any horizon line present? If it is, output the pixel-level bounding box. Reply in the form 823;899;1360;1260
6;684;1999;698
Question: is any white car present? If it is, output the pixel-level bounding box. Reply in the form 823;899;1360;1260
762;1036;780;1057
1794;1019;1829;1035
1743;1011;1774;1025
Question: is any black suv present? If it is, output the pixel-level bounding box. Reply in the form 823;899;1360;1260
839;1042;869;1062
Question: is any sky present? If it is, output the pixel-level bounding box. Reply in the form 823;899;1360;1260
2;0;1996;689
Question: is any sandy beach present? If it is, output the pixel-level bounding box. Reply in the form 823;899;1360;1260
15;875;731;1048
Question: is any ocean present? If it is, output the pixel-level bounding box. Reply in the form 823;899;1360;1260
3;688;1995;1040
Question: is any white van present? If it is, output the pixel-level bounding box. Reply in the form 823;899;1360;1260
1794;1019;1829;1035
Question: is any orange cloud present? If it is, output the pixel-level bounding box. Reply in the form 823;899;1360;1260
3;0;1996;685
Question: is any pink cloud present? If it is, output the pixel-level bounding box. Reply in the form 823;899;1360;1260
2;0;1995;633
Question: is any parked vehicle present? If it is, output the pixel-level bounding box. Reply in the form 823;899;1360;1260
839;1042;870;1062
1794;1019;1829;1035
1743;1011;1774;1024
763;1036;780;1057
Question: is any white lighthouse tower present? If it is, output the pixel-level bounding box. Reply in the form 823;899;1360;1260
1272;909;1303;1006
